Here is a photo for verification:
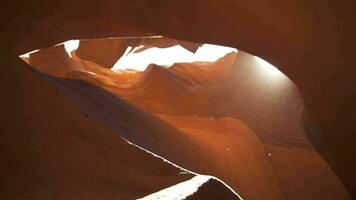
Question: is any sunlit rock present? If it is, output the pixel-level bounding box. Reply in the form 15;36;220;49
18;38;350;200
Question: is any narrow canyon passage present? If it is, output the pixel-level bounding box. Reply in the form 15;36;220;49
14;37;350;200
1;1;355;199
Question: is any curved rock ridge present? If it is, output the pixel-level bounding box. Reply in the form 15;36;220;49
20;39;349;200
29;44;83;78
184;179;243;200
0;47;194;200
2;0;355;197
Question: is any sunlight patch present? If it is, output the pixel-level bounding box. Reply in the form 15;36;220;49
112;44;237;71
63;40;80;57
254;56;283;77
138;175;211;200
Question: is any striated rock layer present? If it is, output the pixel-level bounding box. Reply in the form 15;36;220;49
21;40;350;200
2;1;355;197
0;46;195;200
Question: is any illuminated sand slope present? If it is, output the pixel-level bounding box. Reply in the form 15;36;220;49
139;175;211;200
139;175;239;200
124;139;241;200
20;38;349;200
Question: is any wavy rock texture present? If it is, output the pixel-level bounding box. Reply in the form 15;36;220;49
20;40;350;200
1;1;355;197
0;46;195;200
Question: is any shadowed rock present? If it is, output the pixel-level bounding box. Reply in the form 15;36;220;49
0;47;193;200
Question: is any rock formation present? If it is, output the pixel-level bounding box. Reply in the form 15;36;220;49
19;39;350;199
1;0;355;197
0;46;196;200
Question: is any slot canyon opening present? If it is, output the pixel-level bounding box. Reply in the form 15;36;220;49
18;36;349;200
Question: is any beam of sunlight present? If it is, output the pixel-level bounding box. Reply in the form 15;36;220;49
138;175;212;200
254;56;283;77
112;44;237;71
